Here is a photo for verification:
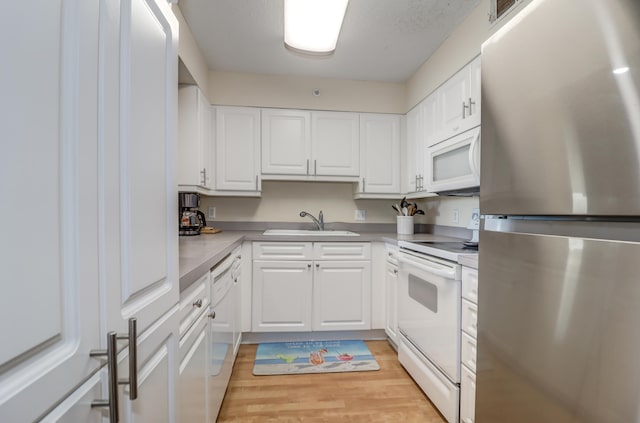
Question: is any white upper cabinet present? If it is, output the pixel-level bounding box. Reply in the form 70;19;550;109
261;109;311;176
215;106;262;193
2;0;180;421
261;110;360;180
312;111;360;178
433;56;481;145
357;113;402;196
403;105;422;194
1;2;102;420
178;85;212;190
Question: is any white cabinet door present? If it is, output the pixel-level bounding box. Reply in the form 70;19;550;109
422;92;442;148
101;0;179;421
40;370;107;423
436;57;481;143
312;111;360;177
438;65;471;140
460;364;477;423
178;85;212;189
178;310;209;423
0;1;102;420
359;114;401;194
468;56;482;130
252;261;313;332
384;261;399;344
119;307;179;423
215;106;261;191
403;106;421;193
261;109;311;175
312;261;371;331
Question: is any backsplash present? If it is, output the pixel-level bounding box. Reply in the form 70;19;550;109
198;181;478;228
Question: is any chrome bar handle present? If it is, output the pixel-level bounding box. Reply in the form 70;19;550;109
200;168;207;186
468;97;476;116
255;175;258;191
462;101;468;118
115;318;138;400
314;160;317;176
362;178;365;193
126;318;138;400
306;159;309;175
91;331;119;423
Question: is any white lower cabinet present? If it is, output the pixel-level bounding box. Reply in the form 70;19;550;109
178;311;209;423
178;275;210;423
460;265;479;423
313;260;371;331
252;242;371;332
252;260;314;332
40;370;106;423
460;365;477;423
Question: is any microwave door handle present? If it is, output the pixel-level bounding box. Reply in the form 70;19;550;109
468;132;480;181
398;254;456;279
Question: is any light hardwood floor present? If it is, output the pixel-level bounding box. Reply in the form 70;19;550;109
217;340;447;422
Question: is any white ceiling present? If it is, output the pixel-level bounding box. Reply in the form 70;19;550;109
177;0;482;83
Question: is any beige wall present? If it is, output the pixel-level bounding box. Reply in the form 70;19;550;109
200;181;396;224
176;0;524;229
173;5;209;94
199;181;478;229
406;0;532;110
207;71;405;114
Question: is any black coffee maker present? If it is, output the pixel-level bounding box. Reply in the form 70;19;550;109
179;192;206;236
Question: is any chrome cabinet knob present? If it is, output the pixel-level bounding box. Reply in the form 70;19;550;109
208;311;216;320
193;298;203;308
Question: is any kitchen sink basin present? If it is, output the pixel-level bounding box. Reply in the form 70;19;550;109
263;229;359;236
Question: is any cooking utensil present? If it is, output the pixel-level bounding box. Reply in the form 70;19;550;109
400;197;409;209
392;204;402;215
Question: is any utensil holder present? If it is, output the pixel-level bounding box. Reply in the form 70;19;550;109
397;216;414;235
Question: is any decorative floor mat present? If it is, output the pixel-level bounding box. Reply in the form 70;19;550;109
253;340;380;375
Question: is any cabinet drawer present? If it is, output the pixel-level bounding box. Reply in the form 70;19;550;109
178;272;210;336
462;266;478;304
252;242;313;260
460;363;476;423
461;331;477;372
313;242;371;260
461;298;478;338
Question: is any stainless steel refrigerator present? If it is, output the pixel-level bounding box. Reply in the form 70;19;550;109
478;0;640;422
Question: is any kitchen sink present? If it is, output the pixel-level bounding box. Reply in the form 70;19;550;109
263;229;359;236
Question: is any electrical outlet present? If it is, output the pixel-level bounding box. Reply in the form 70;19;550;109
208;207;216;219
452;208;459;224
355;210;366;221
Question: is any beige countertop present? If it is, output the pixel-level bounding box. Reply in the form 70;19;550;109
179;230;467;292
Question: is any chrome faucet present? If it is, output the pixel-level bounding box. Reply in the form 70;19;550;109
300;210;324;231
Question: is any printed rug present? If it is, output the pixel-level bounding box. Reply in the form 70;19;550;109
253;340;380;376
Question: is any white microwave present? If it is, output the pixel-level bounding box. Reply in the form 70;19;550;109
426;126;480;194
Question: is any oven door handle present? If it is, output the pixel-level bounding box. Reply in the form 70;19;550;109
398;253;457;279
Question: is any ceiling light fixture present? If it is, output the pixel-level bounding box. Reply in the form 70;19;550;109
284;0;349;56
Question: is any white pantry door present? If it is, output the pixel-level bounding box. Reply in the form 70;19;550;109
0;1;102;421
99;0;180;420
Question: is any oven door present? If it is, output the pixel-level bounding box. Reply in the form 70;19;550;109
398;250;461;383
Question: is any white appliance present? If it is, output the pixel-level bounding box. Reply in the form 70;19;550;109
426;126;480;194
209;248;240;418
396;241;477;423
